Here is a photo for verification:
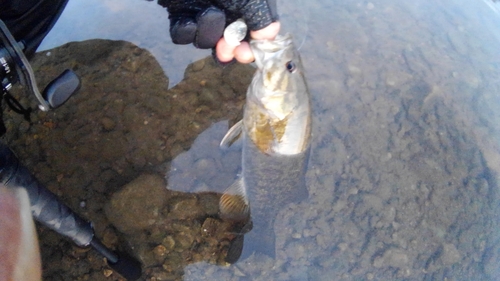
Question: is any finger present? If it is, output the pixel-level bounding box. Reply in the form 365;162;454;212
233;21;280;63
195;7;226;49
216;37;236;63
216;21;280;64
170;18;197;45
250;21;280;40
234;42;254;64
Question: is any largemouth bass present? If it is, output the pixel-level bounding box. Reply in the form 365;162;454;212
219;33;311;259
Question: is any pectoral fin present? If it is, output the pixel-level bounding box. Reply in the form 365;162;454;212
219;178;250;222
220;120;243;148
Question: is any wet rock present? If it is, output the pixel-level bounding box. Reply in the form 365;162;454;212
105;173;169;234
167;195;206;219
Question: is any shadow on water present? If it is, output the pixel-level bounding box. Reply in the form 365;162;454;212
2;0;500;280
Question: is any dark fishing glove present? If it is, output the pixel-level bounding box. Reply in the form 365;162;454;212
157;0;278;49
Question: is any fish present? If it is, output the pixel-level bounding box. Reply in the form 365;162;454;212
219;33;312;260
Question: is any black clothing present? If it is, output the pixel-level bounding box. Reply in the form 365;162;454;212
0;0;69;58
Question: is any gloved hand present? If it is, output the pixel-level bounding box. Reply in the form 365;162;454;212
158;0;278;53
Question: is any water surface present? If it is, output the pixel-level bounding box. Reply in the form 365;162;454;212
32;0;500;280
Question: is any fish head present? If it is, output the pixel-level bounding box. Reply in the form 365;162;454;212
250;34;306;118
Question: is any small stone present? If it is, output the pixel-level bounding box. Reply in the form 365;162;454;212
199;193;220;216
177;233;195;249
43;121;56;129
373;248;409;269
373;256;384;268
440;243;461;266
348;188;358;195
347;65;361;75
162;236;176;250
397;268;411;278
367;2;374;9
153;245;168;258
103;269;113;277
386;75;397;86
101;117;116;131
303;228;316;237
72;245;91;254
201;218;220;237
333;200;347;212
102;228;118;247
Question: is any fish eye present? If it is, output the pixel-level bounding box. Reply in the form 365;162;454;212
286;61;296;73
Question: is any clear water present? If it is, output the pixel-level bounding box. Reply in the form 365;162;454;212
37;0;500;280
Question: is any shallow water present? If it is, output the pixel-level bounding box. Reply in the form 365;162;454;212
19;0;500;280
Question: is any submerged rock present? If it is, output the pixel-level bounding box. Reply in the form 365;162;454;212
105;173;168;234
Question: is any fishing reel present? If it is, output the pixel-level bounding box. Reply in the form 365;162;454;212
0;19;80;135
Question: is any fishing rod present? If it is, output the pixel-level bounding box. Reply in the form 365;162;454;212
0;144;142;280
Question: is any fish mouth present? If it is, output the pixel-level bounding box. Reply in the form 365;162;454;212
250;33;293;52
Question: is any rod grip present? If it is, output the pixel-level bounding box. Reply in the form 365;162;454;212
0;143;94;247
